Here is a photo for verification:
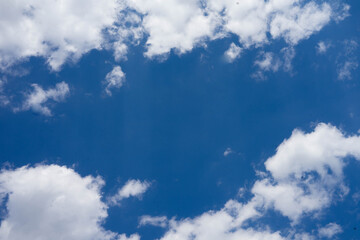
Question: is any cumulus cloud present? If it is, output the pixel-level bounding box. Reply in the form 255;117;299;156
224;43;242;63
0;0;122;71
104;66;126;96
144;123;360;239
0;165;138;240
0;0;348;71
268;2;332;44
17;81;69;116
130;0;340;58
318;223;342;238
254;123;360;222
156;199;280;240
127;0;223;58
158;201;284;240
108;179;150;206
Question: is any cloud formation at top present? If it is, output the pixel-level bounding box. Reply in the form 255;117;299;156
0;0;121;71
0;0;349;71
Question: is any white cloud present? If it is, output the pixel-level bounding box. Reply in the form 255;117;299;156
337;40;359;80
333;3;351;22
252;51;281;80
252;46;295;80
0;0;349;75
269;2;332;44
352;191;360;204
224;43;242;63
254;52;280;72
316;41;331;54
149;123;359;239
104;66;126;96
0;78;9;106
127;0;223;58
18;81;69;116
0;164;137;240
318;223;342;238
108;179;150;206
337;61;358;80
110;12;144;62
253;123;360;222
139;216;168;228
0;0;122;71
118;234;141;240
282;47;296;73
292;233;315;240
223;147;233;157
158;199;283;240
129;0;339;58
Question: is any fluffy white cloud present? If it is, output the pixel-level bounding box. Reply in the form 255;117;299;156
158;199;283;240
0;0;350;75
127;0;223;58
224;43;242;63
268;2;332;44
108;179;150;206
0;0;122;71
318;223;342;238
149;123;359;239
104;66;126;96
18;81;69;116
0;165;136;240
128;0;341;58
254;123;360;222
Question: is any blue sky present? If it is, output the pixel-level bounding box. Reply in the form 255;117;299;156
0;0;360;240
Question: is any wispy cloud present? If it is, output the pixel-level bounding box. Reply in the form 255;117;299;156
139;216;168;228
16;82;69;116
108;179;151;206
337;40;359;80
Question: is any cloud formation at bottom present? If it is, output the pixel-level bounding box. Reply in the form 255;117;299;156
155;123;360;240
0;165;140;240
0;123;359;240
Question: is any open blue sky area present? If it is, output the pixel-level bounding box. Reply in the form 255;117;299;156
0;0;360;240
